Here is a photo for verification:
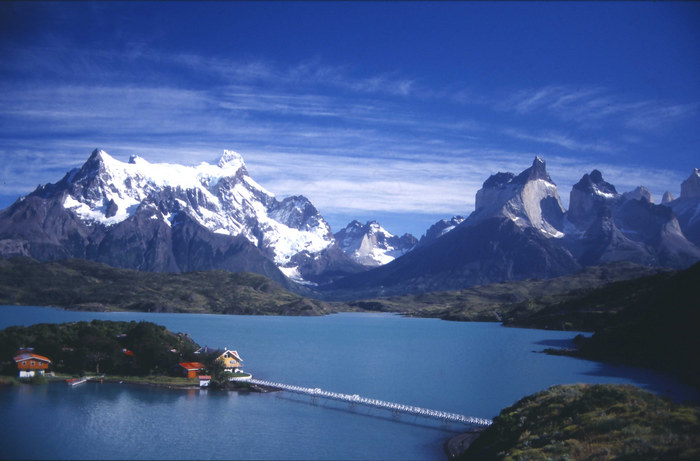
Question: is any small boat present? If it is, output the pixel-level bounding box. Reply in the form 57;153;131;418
66;377;88;386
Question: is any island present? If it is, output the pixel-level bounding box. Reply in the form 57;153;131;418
0;320;251;389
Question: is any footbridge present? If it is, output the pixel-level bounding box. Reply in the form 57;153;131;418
237;378;493;427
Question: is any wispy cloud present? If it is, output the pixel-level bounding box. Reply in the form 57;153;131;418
502;128;617;154
1;41;697;235
497;85;697;131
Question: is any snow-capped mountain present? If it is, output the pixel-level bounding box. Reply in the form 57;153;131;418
0;149;361;285
334;220;417;266
61;150;333;267
2;149;698;298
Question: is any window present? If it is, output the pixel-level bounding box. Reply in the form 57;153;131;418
30;361;35;366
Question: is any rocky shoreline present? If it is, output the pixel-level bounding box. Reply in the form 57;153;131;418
444;428;485;459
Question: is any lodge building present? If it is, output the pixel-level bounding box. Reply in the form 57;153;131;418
14;351;52;378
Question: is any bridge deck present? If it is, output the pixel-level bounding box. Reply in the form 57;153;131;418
238;378;493;427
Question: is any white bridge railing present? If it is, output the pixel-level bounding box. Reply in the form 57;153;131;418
237;378;492;427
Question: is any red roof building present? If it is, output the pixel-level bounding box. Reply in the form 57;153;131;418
14;352;51;378
178;362;207;379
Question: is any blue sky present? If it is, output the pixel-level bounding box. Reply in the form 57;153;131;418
0;2;698;237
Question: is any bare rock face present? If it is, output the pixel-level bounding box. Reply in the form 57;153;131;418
667;169;700;246
662;191;675;204
622;186;654;204
576;208;654;267
680;168;700;199
417;216;465;247
567;170;619;230
472;156;565;238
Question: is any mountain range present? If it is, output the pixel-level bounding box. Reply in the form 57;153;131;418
1;149;698;298
325;157;700;298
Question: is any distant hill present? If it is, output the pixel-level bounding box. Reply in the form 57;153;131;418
0;257;338;316
347;261;662;323
461;384;700;460
537;262;700;388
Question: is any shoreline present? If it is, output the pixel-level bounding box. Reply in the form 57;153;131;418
444;428;485;459
43;374;271;392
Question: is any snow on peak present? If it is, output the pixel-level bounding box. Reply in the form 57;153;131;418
335;220;416;266
218;150;246;170
58;149;333;270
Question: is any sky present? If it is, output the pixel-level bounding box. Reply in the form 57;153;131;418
0;2;698;237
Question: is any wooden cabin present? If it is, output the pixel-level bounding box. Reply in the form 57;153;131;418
178;362;206;379
216;350;243;373
14;352;51;378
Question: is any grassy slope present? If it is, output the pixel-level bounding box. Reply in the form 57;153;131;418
562;262;700;389
347;262;660;325
0;257;339;316
461;384;700;461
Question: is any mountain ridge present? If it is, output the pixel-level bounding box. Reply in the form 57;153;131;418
1;149;698;297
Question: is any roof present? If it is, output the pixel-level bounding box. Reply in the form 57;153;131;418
13;353;51;363
198;375;212;380
178;362;206;371
194;346;223;355
218;349;243;362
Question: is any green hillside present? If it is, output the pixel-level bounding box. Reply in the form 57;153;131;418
0;257;338;316
461;384;700;461
348;262;660;324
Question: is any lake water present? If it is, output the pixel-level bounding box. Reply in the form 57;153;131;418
1;306;698;460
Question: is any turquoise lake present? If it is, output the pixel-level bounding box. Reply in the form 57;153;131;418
1;306;698;460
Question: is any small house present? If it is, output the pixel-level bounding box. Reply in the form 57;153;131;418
194;345;218;355
14;352;51;378
215;350;243;373
198;375;211;387
178;362;206;379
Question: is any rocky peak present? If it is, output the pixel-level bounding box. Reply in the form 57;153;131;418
568;170;620;230
472;156;564;237
680;168;700;199
622;186;654;204
419;216;465;246
482;172;516;190
513;156;553;184
267;195;332;237
661;191;675;204
77;148;110;177
572;169;618;196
